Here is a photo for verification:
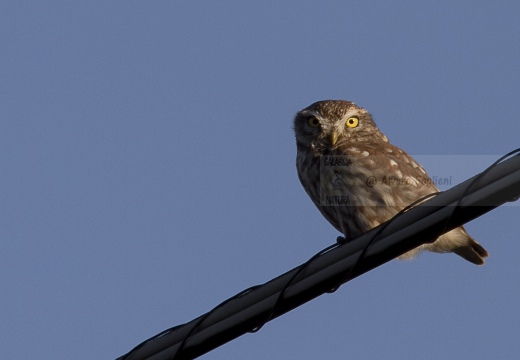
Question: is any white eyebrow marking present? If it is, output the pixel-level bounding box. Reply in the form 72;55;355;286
341;108;363;120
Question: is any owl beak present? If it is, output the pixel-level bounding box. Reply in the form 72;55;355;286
330;131;339;147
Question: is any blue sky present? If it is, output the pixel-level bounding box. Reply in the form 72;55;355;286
1;1;519;359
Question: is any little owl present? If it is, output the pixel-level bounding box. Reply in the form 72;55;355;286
294;100;488;265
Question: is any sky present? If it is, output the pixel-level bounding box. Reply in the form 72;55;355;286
1;1;519;359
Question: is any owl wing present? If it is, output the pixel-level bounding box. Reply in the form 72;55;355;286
338;141;441;228
356;142;440;195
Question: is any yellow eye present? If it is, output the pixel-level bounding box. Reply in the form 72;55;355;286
346;116;359;128
308;116;320;128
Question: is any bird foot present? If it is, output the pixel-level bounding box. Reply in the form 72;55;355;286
336;236;347;244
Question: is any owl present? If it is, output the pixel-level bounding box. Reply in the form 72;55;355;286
294;100;488;265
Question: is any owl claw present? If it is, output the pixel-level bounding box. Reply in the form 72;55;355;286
336;236;347;244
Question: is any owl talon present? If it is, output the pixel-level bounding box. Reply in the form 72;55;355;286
336;236;347;244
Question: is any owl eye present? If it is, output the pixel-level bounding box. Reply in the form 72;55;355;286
308;116;320;128
346;116;359;128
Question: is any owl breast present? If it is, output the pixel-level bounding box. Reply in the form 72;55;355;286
297;145;436;240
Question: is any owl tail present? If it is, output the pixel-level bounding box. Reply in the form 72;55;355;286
453;236;489;265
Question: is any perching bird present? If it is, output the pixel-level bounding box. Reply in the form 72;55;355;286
294;100;488;265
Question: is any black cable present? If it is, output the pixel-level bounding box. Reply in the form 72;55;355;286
437;148;520;238
248;242;339;333
119;148;520;360
119;285;262;360
170;285;262;359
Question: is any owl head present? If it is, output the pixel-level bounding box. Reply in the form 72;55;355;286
293;100;387;155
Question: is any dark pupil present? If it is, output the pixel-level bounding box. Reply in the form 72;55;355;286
349;119;354;124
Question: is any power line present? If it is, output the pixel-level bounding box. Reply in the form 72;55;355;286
118;151;520;360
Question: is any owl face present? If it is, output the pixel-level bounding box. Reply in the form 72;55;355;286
294;100;387;155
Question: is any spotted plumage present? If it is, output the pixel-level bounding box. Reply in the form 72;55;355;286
294;100;488;265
